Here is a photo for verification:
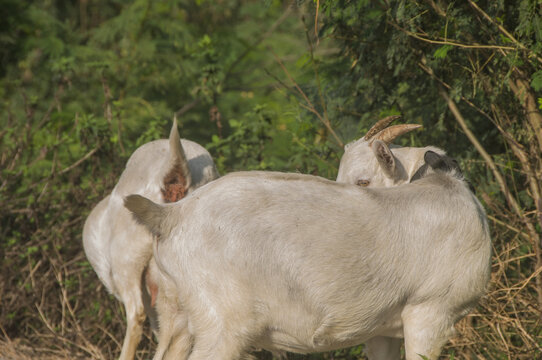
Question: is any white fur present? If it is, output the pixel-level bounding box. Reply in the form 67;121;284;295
127;167;491;360
337;138;445;187
135;132;478;360
82;122;219;360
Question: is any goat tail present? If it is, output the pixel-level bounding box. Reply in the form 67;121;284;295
124;194;166;238
161;116;192;203
169;115;192;188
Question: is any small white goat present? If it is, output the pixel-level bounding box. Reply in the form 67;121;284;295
125;145;491;359
82;118;219;360
336;115;446;188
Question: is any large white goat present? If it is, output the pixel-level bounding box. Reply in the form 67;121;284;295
125;147;491;359
136;116;443;360
82;118;219;360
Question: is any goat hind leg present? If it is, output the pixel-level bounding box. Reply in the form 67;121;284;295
186;315;251;360
161;327;192;360
187;334;244;360
402;305;454;360
157;310;192;360
152;300;191;360
364;336;402;360
119;296;146;360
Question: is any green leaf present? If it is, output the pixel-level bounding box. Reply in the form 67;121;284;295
296;53;311;68
433;44;453;59
531;70;542;92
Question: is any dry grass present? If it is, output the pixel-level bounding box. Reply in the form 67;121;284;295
0;338;87;360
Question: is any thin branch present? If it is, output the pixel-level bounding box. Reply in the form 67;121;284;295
487;215;530;241
58;146;100;175
424;0;446;17
101;77;113;124
388;20;517;51
175;98;201;118
418;56;529;223
291;136;337;171
224;1;294;82
417;60;532;158
439;88;523;218
417;61;494;122
437;85;542;310
506;75;542;155
467;0;542;64
302;14;333;147
270;48;343;147
314;0;320;46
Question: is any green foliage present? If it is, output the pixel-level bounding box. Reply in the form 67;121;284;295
2;0;542;359
210;102;338;178
531;70;542;92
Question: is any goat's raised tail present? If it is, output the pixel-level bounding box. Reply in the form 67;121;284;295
161;116;193;202
169;116;192;189
124;195;165;237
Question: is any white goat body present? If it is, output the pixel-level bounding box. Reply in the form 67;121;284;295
128;117;481;360
126;165;491;360
82;120;219;360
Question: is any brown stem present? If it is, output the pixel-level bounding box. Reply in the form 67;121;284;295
101;77;113;124
58;146;100;175
507;75;542;155
424;0;447;17
439;86;542;312
175;99;201;118
270;49;343;147
467;0;542;64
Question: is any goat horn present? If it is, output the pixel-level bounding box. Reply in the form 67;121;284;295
363;115;401;140
370;124;422;144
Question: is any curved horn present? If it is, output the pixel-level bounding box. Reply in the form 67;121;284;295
363;115;401;140
370;124;422;144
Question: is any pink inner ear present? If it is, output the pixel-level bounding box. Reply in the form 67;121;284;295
161;163;188;203
145;268;159;308
384;154;394;169
376;142;394;166
372;140;395;178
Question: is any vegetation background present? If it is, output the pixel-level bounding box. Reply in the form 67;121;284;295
1;0;541;358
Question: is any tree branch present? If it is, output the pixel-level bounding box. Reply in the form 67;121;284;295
438;86;542;309
388;20;517;51
270;48;344;147
467;0;542;64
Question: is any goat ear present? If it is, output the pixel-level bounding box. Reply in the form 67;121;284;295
372;140;395;179
410;163;429;182
423;151;442;168
424;151;466;177
124;195;165;238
